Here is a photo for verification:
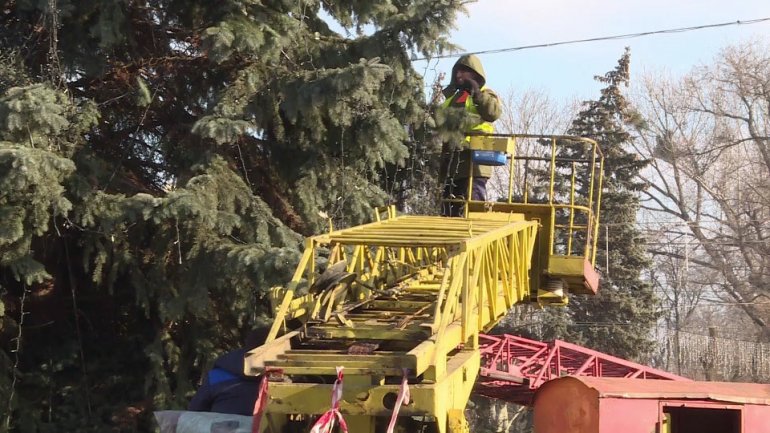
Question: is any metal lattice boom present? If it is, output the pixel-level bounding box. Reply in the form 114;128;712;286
476;333;688;405
243;134;607;433
246;213;539;433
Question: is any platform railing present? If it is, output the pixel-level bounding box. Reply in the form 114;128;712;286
442;133;604;267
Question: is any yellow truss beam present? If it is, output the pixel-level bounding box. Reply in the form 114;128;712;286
246;214;539;433
245;134;604;433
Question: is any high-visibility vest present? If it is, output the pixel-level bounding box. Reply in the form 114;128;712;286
441;87;495;141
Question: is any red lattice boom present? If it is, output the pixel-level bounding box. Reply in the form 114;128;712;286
476;334;688;405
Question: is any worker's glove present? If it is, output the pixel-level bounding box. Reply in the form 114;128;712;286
463;77;481;98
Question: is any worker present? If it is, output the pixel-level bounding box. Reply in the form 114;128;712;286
438;54;502;217
188;327;269;416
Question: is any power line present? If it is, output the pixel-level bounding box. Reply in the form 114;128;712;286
413;17;770;61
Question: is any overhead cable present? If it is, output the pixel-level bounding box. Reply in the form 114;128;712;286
413;17;770;61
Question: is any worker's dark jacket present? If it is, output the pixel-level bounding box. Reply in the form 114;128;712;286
440;54;502;180
188;348;260;416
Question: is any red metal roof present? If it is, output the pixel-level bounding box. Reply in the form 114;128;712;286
555;376;770;405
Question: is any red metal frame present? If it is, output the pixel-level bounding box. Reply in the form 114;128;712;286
476;334;688;405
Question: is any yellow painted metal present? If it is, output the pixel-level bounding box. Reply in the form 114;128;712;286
246;214;538;433
374;204;397;222
448;408;471;433
536;288;569;306
464;134;604;298
507;137;517;204
661;413;672;433
549;137;557;206
523;158;530;204
266;243;315;342
244;133;604;433
547;255;587;276
257;350;479;433
586;142;598;254
567;162;577;255
591;158;605;265
468;136;516;154
448;134;603;267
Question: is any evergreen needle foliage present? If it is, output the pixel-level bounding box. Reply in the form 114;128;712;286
538;48;658;361
0;1;465;431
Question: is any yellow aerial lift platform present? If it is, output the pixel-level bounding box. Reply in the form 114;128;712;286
244;134;604;433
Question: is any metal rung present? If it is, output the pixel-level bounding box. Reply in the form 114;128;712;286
307;326;429;341
276;353;414;367
262;365;408;376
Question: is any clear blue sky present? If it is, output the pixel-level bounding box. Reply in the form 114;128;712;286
413;0;770;101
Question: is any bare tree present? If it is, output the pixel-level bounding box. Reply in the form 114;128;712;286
488;88;577;199
632;41;770;342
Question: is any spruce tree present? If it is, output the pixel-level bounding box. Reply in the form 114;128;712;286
538;49;657;360
0;1;466;431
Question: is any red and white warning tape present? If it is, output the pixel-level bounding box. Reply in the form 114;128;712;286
385;369;411;433
309;366;348;433
252;368;279;433
254;366;410;433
